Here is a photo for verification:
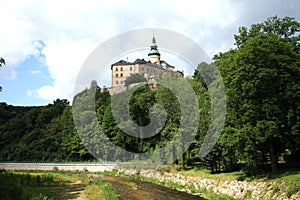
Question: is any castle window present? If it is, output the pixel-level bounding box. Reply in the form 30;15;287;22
130;67;132;71
120;73;123;77
121;81;124;84
121;67;123;71
116;67;118;71
116;74;118;77
116;80;118;84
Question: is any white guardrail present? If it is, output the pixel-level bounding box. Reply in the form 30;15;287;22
0;162;118;172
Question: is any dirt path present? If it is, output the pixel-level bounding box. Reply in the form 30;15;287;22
36;182;85;200
101;176;205;200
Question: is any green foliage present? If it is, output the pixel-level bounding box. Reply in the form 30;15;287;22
0;99;78;162
31;193;54;200
126;181;138;190
0;170;59;200
124;73;147;87
0;170;119;200
214;16;300;175
0;171;25;200
85;178;119;200
100;84;160;155
234;16;300;51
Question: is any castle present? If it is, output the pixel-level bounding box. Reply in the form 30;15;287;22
107;36;183;95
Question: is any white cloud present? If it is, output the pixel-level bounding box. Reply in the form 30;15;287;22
29;70;41;75
36;39;97;101
26;89;37;98
1;0;300;104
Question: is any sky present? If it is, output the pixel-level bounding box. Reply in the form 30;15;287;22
0;0;299;106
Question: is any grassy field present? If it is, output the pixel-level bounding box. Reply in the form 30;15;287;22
0;170;118;200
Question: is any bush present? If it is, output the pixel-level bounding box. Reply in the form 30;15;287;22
0;171;27;200
242;162;260;176
32;193;54;200
0;171;58;200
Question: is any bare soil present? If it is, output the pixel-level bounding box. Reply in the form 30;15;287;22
101;176;205;200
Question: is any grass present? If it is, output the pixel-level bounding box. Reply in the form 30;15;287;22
0;170;118;200
176;167;245;181
0;170;60;200
269;168;300;197
85;178;119;200
126;181;138;190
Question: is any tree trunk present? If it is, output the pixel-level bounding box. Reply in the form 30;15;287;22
210;164;215;174
186;149;191;166
172;144;178;165
181;144;185;168
139;117;143;152
269;142;277;176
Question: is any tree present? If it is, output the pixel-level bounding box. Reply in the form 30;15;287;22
212;16;300;175
217;33;300;175
0;57;5;92
124;73;147;87
234;16;300;51
0;100;75;161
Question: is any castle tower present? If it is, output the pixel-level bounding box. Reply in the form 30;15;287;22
148;36;160;64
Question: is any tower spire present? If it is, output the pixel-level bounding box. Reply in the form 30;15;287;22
148;35;160;64
151;33;157;47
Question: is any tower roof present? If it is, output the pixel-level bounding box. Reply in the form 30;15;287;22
148;35;160;56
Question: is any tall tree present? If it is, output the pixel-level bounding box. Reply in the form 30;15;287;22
234;16;300;51
217;33;300;175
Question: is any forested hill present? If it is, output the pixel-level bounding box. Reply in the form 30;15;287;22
0;16;300;176
0;99;93;162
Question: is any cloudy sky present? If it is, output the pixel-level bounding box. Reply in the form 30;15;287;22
0;0;299;106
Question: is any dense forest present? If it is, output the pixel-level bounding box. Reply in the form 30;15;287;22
0;16;300;176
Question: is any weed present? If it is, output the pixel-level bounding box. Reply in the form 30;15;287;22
126;181;138;190
0;170;119;200
286;184;299;198
31;193;54;200
52;166;59;171
85;181;119;200
246;190;252;199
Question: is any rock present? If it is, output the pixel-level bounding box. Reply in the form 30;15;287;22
117;168;297;199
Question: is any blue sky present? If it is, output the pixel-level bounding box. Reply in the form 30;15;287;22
0;0;300;106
